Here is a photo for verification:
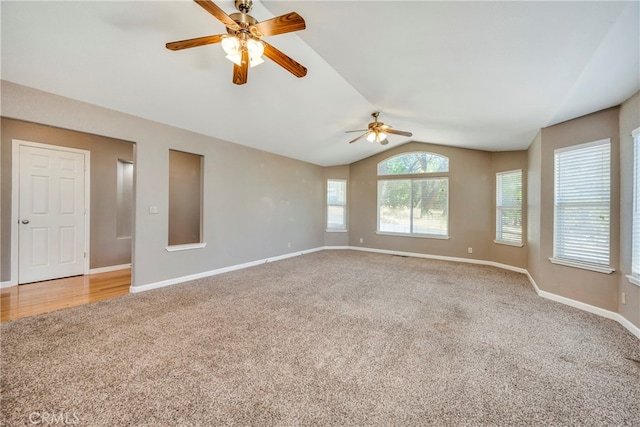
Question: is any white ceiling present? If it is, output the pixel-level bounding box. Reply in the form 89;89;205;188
1;0;638;166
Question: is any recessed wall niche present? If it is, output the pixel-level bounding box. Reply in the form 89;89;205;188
168;149;203;246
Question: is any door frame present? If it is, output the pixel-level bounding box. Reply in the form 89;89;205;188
10;139;91;286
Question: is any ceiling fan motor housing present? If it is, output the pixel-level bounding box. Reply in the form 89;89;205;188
228;12;259;41
369;112;383;130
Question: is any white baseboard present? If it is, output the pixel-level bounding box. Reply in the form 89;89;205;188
89;263;131;275
130;247;324;294
340;246;639;339
617;315;640;340
347;245;528;274
1;280;17;289
525;271;640;340
129;245;640;340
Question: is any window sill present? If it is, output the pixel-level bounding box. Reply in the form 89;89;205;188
376;231;450;240
326;229;348;233
494;240;524;248
166;243;207;252
626;275;640;288
549;257;614;274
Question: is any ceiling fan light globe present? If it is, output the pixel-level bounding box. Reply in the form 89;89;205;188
221;36;240;56
247;39;264;58
225;53;242;66
249;56;264;68
366;131;387;143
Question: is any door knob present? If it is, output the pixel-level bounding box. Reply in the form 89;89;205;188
21;220;29;224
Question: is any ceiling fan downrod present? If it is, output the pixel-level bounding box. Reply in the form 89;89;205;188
235;0;253;14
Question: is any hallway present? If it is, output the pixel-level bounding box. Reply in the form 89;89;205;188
1;269;130;322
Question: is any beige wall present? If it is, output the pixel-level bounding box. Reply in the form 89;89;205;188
1;81;324;288
2;80;637;330
1;118;134;279
348;143;474;260
619;91;640;328
347;142;527;268
533;107;621;312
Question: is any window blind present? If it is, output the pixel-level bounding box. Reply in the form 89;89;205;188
553;139;611;268
327;179;347;230
496;170;522;245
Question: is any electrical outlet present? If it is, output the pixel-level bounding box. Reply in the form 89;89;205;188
468;247;473;254
359;238;364;243
287;242;291;248
149;205;159;214
622;292;626;305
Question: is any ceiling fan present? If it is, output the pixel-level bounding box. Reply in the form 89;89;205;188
346;112;413;145
166;0;307;85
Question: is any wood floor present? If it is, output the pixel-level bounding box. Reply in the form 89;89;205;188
1;269;131;322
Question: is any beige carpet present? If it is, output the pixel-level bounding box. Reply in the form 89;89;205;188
1;250;639;426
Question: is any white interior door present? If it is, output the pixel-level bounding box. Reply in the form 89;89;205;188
18;144;87;284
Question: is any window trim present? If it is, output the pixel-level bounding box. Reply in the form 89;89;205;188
494;239;524;248
549;257;614;274
628;127;640;286
326;179;347;232
377;151;449;176
495;169;524;247
376;231;451;240
376;152;450;239
376;177;450;238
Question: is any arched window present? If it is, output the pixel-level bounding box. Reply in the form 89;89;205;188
378;152;449;175
377;152;449;237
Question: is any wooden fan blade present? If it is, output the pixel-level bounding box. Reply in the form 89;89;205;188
385;129;413;137
166;34;225;51
263;42;307;78
348;132;370;144
345;129;367;133
380;138;389;145
194;0;240;31
252;12;305;37
232;47;249;85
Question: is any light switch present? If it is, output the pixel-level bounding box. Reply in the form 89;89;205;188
149;205;159;214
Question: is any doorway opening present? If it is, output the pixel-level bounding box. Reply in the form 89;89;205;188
7;132;135;291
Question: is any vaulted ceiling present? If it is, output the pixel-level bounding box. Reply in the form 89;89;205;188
2;1;638;166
